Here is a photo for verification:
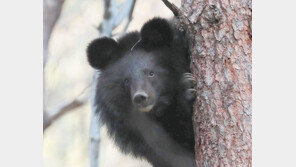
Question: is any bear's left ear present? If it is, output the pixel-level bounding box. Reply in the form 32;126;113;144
87;37;120;69
140;18;173;48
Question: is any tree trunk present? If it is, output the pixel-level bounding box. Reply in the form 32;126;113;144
43;0;65;66
180;0;252;166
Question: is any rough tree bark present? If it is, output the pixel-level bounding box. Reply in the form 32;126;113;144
161;0;252;166
179;0;252;166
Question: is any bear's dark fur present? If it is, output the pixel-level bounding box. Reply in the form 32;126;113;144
87;18;196;167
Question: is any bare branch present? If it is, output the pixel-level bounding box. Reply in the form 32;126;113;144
115;0;136;30
122;0;136;33
98;0;136;36
43;85;91;131
43;99;87;130
161;0;180;16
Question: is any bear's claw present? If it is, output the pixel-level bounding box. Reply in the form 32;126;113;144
182;73;196;88
182;73;197;102
185;88;197;101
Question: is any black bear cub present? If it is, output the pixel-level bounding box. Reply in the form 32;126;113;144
87;18;196;167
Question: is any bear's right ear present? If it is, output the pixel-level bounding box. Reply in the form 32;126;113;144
140;18;173;48
87;37;120;69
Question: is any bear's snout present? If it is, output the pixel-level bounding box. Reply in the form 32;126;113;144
133;92;148;104
132;91;154;112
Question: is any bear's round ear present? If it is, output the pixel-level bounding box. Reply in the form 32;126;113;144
87;37;120;69
140;18;173;48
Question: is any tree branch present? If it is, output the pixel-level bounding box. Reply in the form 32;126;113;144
121;0;137;33
44;85;90;131
161;0;180;16
43;98;87;130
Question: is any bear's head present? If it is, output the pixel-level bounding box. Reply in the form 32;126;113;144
87;18;183;113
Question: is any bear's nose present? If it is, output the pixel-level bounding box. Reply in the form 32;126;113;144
133;92;148;104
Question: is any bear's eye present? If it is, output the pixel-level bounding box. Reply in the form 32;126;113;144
124;79;129;86
148;71;155;77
